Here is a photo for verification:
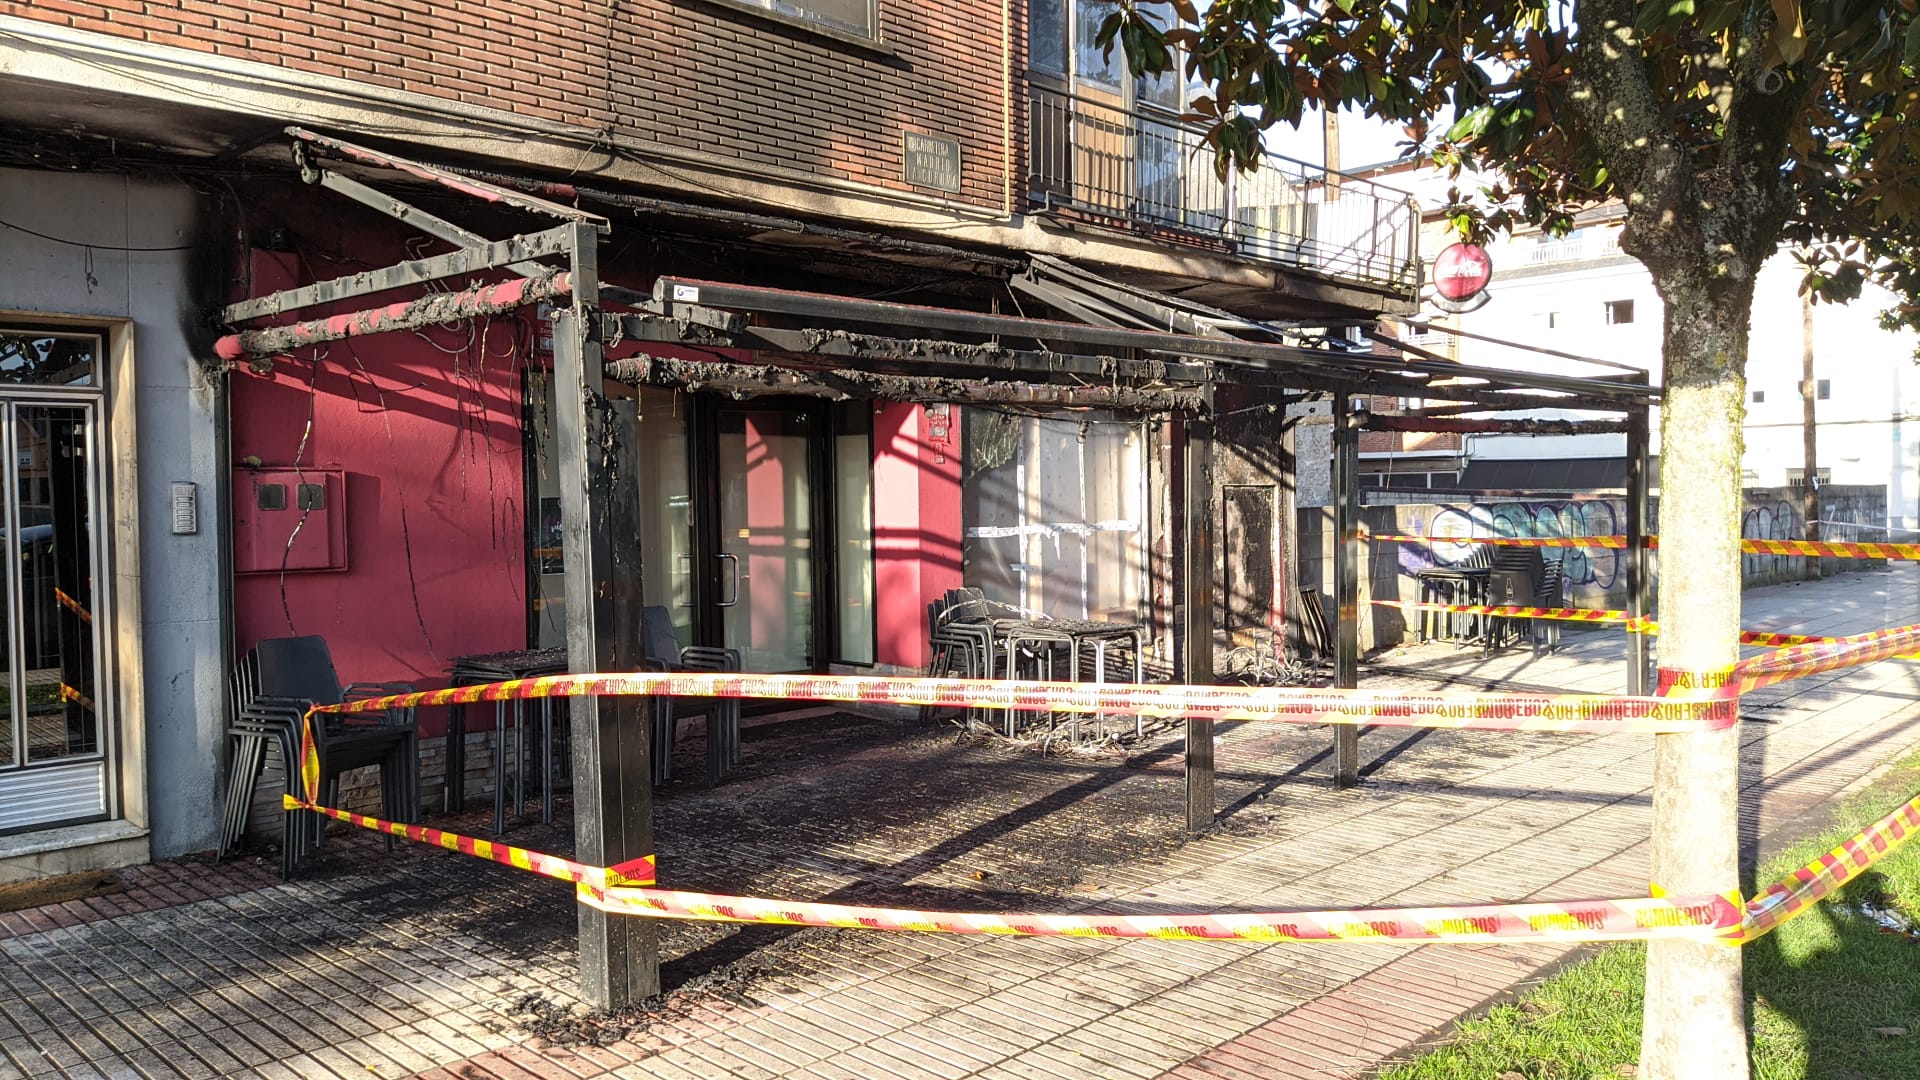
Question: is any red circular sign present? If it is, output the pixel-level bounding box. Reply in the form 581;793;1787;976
1433;243;1493;301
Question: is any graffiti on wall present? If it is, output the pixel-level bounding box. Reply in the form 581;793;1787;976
1402;501;1624;588
1740;499;1798;581
1387;488;1886;600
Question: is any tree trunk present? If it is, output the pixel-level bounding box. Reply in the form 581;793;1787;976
1639;273;1750;1080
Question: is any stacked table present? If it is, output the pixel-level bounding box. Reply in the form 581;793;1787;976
443;646;569;833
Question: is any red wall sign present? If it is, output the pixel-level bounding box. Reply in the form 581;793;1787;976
1433;243;1493;301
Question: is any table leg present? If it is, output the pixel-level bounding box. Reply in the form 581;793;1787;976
541;697;554;824
445;699;467;814
499;699;514;834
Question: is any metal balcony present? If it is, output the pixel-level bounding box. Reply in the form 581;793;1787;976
1027;84;1421;295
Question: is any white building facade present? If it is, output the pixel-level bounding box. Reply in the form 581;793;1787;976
1380;165;1919;528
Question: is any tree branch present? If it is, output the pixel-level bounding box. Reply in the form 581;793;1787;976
1565;0;1693;264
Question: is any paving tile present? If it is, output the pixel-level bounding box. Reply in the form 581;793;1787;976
6;566;1920;1080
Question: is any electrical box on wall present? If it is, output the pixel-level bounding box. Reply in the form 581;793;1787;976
233;468;349;574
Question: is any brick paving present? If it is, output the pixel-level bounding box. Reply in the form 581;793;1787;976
4;567;1920;1079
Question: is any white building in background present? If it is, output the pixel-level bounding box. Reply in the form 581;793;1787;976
1361;157;1920;528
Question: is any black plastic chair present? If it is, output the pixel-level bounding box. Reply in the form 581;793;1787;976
218;636;418;877
641;606;743;785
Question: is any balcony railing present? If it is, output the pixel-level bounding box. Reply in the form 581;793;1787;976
1027;84;1421;294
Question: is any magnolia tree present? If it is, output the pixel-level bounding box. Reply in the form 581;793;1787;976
1105;1;1920;1076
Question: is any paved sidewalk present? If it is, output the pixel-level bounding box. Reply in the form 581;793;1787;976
4;567;1920;1080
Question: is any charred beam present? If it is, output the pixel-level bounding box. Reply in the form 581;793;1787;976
214;272;571;362
605;354;1204;413
653;278;1660;403
220;226;576;324
288;126;608;227
1361;415;1631;435
614;313;1212;385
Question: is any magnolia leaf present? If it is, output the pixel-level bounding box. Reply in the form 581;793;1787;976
1769;0;1807;65
1446;105;1493;143
1906;17;1920;68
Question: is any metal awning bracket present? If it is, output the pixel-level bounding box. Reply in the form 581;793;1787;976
286;126;610;231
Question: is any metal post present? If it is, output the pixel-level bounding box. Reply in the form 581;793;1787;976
553;222;658;1007
1627;399;1653;696
1182;414;1216;832
1332;394;1361;787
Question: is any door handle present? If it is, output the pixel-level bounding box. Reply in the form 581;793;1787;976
716;553;740;608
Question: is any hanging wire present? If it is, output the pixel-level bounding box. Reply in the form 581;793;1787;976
0;215;197;252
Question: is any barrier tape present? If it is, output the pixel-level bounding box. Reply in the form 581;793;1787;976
1370;599;1631;624
579;882;1741;943
274;673;1759;947
1370;605;1880;649
1371;533;1637;551
280;795;657;888
1374;533;1920;562
54;587;91;624
301;673;1737;751
1740;538;1920;560
1730;792;1920;945
1729;621;1920;693
276;783;1739;945
58;683;96;712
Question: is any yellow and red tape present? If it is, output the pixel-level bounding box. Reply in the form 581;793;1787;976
272;642;1917;948
269;669;1756;946
1371;600;1908;649
1373;532;1920;561
1730;793;1920;945
305;671;1736;737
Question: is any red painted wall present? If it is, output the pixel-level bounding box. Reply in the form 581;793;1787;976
872;402;963;670
231;243;533;734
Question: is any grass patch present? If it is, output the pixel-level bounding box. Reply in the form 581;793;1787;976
1379;754;1920;1080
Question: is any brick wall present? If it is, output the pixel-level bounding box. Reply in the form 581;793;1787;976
7;0;1012;211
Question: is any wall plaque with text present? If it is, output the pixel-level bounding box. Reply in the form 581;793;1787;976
902;132;962;193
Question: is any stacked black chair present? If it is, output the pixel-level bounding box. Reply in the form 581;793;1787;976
1486;547;1551;654
927;588;1031;733
217;636;418;878
923;599;984;728
641;606;743;785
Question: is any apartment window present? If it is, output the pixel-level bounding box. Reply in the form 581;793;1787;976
1604;299;1635;324
1538;311;1558;330
1817;379;1831;400
714;0;878;39
1752;389;1765;404
1786;467;1831;488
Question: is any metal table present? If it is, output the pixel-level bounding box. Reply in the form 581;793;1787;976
443;646;569;833
999;618;1146;743
1412;566;1492;646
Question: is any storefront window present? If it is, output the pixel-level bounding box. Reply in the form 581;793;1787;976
961;409;1147;622
833;402;875;665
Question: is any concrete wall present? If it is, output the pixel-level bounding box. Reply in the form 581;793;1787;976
1296;485;1888;653
0;166;222;861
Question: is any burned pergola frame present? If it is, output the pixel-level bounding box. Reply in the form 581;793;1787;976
214;127;1662;1008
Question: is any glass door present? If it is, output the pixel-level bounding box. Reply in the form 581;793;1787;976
0;328;110;835
713;406;818;673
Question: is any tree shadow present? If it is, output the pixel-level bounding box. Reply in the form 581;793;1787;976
1744;871;1920;1080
